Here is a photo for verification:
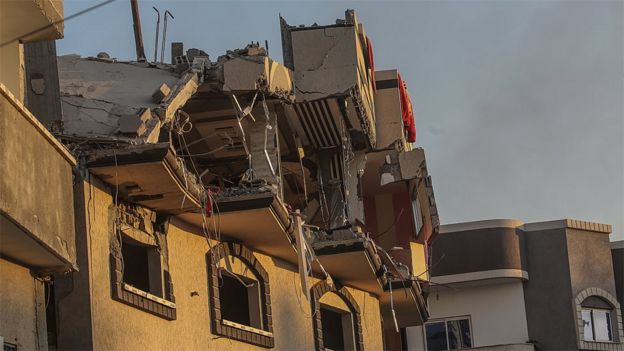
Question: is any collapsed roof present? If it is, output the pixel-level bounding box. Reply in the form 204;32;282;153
55;10;435;329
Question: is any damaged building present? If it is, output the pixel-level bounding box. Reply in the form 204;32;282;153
1;4;440;351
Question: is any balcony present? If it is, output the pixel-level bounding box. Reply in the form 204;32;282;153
0;84;76;272
0;0;64;43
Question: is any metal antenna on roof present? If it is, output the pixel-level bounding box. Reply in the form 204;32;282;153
152;7;160;63
130;0;146;62
160;10;174;64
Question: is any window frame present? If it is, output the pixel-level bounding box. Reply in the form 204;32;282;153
219;269;264;330
424;316;473;351
310;281;364;351
582;308;614;342
411;193;424;238
319;303;357;351
110;209;176;320
574;288;623;349
206;242;274;348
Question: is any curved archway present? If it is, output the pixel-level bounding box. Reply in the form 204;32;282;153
206;242;274;348
310;280;364;351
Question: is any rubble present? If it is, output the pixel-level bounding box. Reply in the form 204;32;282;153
53;10;434;341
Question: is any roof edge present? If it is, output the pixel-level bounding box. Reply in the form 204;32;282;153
440;218;612;235
0;83;76;166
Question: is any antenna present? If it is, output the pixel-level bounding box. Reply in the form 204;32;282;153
130;0;146;62
152;7;160;63
160;10;174;64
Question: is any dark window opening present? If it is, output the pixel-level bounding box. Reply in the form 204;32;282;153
425;322;448;351
45;281;57;348
120;238;164;297
320;304;356;351
121;241;150;292
219;271;262;329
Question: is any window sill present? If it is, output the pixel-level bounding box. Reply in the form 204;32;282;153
222;319;273;337
214;318;275;348
583;340;618;344
122;283;176;308
111;281;176;320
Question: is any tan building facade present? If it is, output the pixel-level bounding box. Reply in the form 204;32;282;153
55;177;383;350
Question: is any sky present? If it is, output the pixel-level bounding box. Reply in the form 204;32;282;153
57;0;624;241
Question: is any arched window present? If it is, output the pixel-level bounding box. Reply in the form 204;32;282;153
575;287;624;349
311;281;364;351
207;242;273;348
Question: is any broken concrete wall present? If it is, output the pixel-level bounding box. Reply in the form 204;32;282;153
58;55;177;140
374;69;406;149
222;56;293;98
247;102;281;189
345;151;366;225
290;26;358;101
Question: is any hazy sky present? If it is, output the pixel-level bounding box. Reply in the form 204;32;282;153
57;0;624;241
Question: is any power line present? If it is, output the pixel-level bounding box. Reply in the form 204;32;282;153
0;0;118;48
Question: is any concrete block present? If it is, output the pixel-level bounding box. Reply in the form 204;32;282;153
171;42;183;65
118;114;146;136
151;83;171;103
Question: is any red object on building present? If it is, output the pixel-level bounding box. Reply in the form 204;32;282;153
366;36;376;91
398;74;416;142
205;189;213;217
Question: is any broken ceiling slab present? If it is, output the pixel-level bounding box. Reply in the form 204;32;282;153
177;192;298;265
152;83;171;103
379;279;429;328
58;54;193;143
221;56;294;100
362;148;426;195
376;244;429;327
157;70;200;124
86;142;203;214
59;54;180;109
312;236;385;295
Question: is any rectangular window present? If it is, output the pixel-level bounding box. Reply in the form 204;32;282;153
121;238;164;298
412;196;423;237
583;308;613;342
425;317;472;350
219;271;263;330
320;305;356;351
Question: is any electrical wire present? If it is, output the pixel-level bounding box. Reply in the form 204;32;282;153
1;0;118;48
370;208;405;240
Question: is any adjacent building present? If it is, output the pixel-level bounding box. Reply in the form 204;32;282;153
407;219;624;351
613;241;624;322
0;1;78;350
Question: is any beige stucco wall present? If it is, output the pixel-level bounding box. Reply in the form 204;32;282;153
59;178;383;350
0;258;47;350
406;281;529;350
0;85;76;269
0;42;24;102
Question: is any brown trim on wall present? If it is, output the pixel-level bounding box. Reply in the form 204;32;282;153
110;253;177;320
431;227;527;277
206;242;274;348
310;280;364;351
574;287;624;350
